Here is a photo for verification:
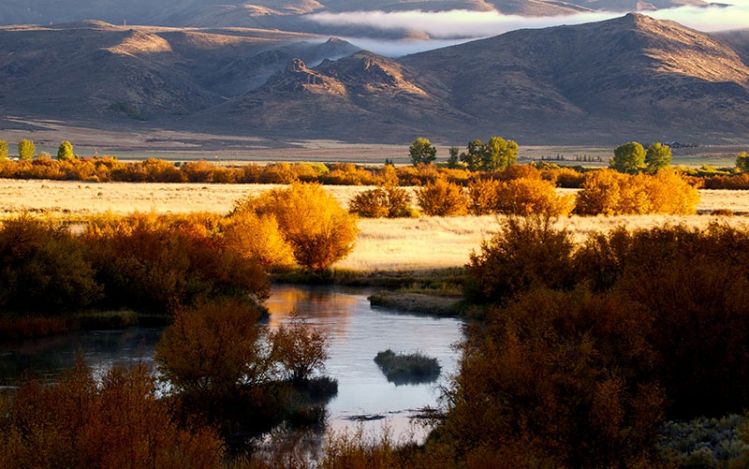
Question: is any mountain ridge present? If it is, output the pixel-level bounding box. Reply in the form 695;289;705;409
1;14;748;145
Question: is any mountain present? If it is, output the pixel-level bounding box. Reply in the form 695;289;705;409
0;22;358;120
1;14;748;145
400;13;749;142
715;29;749;64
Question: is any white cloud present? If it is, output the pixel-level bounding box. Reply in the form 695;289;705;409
308;2;749;40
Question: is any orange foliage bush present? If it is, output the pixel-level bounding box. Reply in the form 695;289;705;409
155;299;267;395
348;186;416;218
575;169;698;215
496;178;574;216
270;316;329;383
467;178;500;215
0;360;224;468
415;178;469;216
223;212;295;268
84;213;269;312
236;183;358;270
0;216;101;312
541;166;587;188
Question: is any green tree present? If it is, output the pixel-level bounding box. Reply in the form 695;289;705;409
481;136;519;171
57;140;75;161
611;141;645;173
0;140;8;161
18;139;35;161
461;139;484;171
737;152;749;172
447;146;461;169
409;137;437;166
645;142;671;173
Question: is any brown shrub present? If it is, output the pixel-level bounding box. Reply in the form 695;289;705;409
441;288;663;467
155;299;268;395
541;166;586;188
0;360;224;468
270;316;329;383
84;213;269;312
415;178;469;216
0;216;101;312
465;216;576;304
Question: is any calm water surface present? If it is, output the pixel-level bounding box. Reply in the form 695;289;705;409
0;285;465;439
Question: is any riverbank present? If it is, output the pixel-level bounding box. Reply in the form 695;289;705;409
0;310;171;341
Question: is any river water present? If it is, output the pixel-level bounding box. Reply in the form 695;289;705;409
0;285;465;441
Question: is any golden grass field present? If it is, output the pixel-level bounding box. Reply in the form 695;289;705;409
3;179;748;271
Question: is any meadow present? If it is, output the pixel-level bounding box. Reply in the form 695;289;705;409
2;179;747;270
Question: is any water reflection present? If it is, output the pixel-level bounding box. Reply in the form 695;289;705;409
266;285;465;440
0;285;465;442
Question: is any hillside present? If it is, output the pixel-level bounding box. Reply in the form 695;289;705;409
0;14;748;145
402;13;749;142
0;22;358;120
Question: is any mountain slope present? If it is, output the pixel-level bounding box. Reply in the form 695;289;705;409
0;22;358;119
401;13;749;141
0;14;748;144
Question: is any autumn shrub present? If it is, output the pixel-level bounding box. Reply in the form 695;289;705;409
235;183;358;271
495;177;574;216
439;288;663;467
348;186;416;218
322;163;380;185
155;298;268;395
575;169;698;215
223;212;296;268
84;213;269;313
415;178;469;216
0;216;101;312
497;163;542;181
703;173;749;190
574;224;749;417
465;216;576;304
467;178;500;215
0;360;224;468
541;166;586;188
269;316;329;384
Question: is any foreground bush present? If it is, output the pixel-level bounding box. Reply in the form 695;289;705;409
155;299;268;395
440;288;663;467
235;183;358;271
415;178;469;216
0;217;101;312
465;216;575;304
0;361;224;468
84;213;269;312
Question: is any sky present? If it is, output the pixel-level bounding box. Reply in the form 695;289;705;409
307;1;749;44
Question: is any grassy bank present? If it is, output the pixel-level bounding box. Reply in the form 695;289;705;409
0;310;172;340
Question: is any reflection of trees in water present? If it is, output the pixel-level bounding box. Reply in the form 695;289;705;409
0;328;160;385
266;286;358;336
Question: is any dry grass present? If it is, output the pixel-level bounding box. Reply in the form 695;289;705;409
2;180;748;271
